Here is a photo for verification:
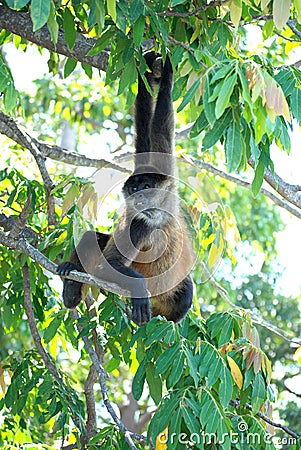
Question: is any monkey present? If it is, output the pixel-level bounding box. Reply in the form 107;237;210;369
57;52;195;326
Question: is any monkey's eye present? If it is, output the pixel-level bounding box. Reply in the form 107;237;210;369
144;183;151;189
130;186;138;194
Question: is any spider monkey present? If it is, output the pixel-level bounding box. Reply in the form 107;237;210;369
57;52;194;326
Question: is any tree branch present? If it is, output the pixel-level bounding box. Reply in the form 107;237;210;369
0;6;109;72
22;262;84;433
229;399;299;440
182;155;301;219
158;0;230;17
248;157;301;210
0;112;129;173
201;262;301;346
0;229;131;296
72;309;152;449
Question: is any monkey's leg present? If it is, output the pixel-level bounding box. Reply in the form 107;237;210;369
159;276;193;323
57;231;110;308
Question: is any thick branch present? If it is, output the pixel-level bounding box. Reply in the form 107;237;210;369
0;6;109;71
249;157;301;209
0;230;131;297
0;212;39;242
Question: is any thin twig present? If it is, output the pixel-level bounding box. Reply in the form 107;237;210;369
227;398;300;439
158;0;230;18
183;155;301;219
72;310;152;449
0;112;129;174
9;194;32;239
201;262;301;346
22;262;84;432
0;113;56;226
168;35;208;69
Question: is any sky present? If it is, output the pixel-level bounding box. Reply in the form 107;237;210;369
3;41;301;298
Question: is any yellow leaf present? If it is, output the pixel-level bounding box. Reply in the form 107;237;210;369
156;426;168;449
294;346;301;365
0;365;6;393
295;0;301;23
273;0;291;29
261;0;271;9
230;0;242;28
56;230;67;246
227;355;243;389
62;184;79;215
208;236;224;269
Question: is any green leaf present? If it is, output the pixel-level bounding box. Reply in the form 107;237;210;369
184;348;199;388
155;342;181;376
183;407;200;435
190;110;208;138
31;0;51;32
87;29;115;56
225;122;243;172
252;159;264;197
107;0;116;22
167;351;184;388
145;321;173;347
4;82;18;113
64;58;77;78
132;361;146;401
218;315;234;346
81;63;93;79
202;108;232;150
118;60;137;95
43;316;61;343
95;0;105;32
64;8;77;51
207;356;222;387
177;78;201;112
146;362;162;405
251;372;266;413
47;2;59;46
215;72;237;119
290;87;301;122
133;15;145;47
129;0;145;22
171;0;186;5
273;0;290;29
219;366;233;409
168;407;182;450
203;75;216;126
6;0;30;8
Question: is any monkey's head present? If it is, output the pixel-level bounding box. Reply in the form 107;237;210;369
122;172;177;223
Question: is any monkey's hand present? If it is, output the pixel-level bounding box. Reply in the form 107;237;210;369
57;262;83;309
131;297;152;326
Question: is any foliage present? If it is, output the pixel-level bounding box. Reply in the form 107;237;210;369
0;0;301;449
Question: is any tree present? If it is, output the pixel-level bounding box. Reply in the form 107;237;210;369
0;1;301;449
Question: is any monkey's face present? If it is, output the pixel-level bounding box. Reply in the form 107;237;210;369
122;173;176;221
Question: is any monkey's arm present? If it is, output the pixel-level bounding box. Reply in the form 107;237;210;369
151;55;174;154
57;231;110;308
95;219;151;325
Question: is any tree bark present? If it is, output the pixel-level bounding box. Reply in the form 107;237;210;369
0;6;109;71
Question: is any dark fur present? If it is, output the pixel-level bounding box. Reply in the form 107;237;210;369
57;52;194;325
